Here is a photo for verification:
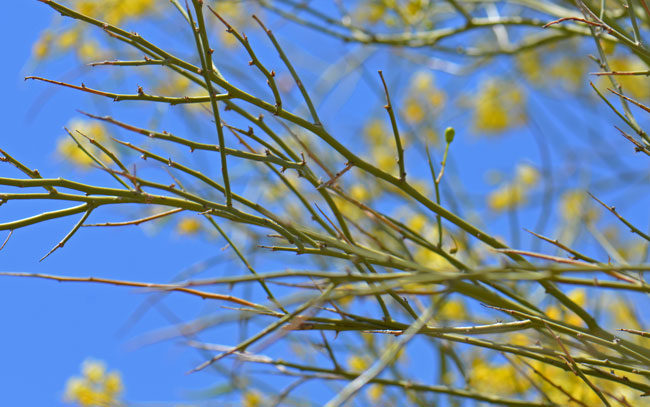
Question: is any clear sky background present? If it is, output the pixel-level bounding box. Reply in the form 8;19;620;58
1;3;230;405
2;1;650;407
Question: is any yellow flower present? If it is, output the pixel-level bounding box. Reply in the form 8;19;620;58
64;377;88;401
403;98;426;124
437;299;466;320
56;119;112;168
372;146;396;171
65;359;123;407
82;359;106;383
367;384;384;402
77;40;102;61
472;79;525;133
413;248;448;269
349;184;370;201
335;283;357;306
469;358;529;395
606;56;650;100
487;183;524;212
407;213;428;233
411;71;434;92
515;163;539;186
559;190;598;222
364;119;387;145
406;71;446;113
549;57;587;90
357;3;387;24
243;390;263;407
517;50;544;84
103;372;123;396
176;217;202;235
32;31;52;59
510;333;529;347
57;29;79;50
347;355;370;371
545;305;561;321
568;288;586;307
405;0;425;19
75;1;97;16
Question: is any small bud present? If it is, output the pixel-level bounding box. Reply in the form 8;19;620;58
444;127;455;144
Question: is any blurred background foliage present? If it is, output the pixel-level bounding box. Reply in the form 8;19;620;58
5;0;650;405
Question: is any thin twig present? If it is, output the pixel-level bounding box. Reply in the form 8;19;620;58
378;70;406;181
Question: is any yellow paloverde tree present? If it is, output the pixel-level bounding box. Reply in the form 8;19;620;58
4;0;650;405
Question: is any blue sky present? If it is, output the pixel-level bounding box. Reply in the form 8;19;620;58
3;1;650;406
0;3;229;405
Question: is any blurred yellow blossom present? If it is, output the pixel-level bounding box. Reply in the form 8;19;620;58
568;288;586;307
364;119;388;145
412;71;434;91
32;31;52;59
487;183;524;212
405;71;446;118
414;247;449;269
517;51;544;84
356;2;388;24
103;372;123;396
64;359;123;407
559;190;598;222
367;384;384;402
549;57;587;90
243;390;263;407
57;119;113;168
77;39;103;61
348;355;370;371
32;0;158;64
372;146;396;171
404;0;425;21
488;163;540;212
510;333;529;347
82;359;106;383
469;358;529;395
57;29;79;50
176;217;202;235
407;213;428;232
102;0;156;25
606;56;650;100
437;298;466;320
403;98;426;124
472;79;525;133
515;163;539;187
349;184;370;201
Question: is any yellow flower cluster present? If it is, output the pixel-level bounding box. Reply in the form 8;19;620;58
472;79;526;133
214;2;248;48
364;118;403;177
64;359;123;407
605;55;650;100
487;163;539;212
242;390;263;407
347;354;371;371
74;0;155;25
176;216;202;235
355;0;430;26
558;189;599;222
469;358;530;395
402;71;446;125
366;384;384;402
545;288;587;327
517;48;588;91
32;0;158;61
57;119;114;169
528;359;642;405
